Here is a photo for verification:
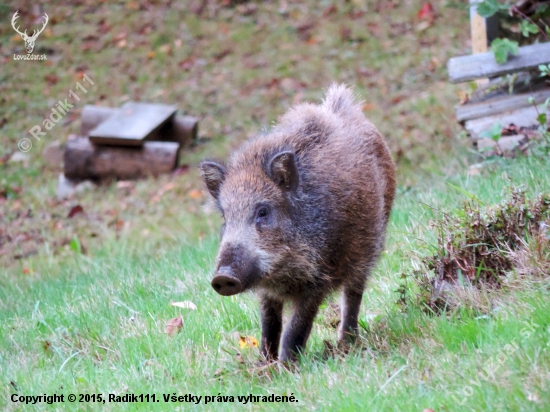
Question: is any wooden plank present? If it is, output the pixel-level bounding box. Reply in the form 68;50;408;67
477;134;527;155
456;89;550;122
89;102;177;146
465;104;547;140
64;135;179;180
466;72;548;104
81;105;120;136
448;42;550;83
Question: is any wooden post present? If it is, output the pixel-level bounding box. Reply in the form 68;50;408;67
470;0;498;84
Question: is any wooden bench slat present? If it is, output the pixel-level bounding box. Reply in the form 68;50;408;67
464;104;547;140
448;42;550;83
456;89;550;122
89;102;177;146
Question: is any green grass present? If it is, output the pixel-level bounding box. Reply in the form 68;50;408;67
1;0;549;410
1;156;549;411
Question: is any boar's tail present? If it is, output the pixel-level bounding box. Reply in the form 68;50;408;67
322;83;362;118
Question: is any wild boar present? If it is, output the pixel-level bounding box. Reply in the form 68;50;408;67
200;84;395;362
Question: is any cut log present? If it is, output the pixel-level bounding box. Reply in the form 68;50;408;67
465;104;547;140
456;89;550;122
448;42;550;83
64;135;179;180
89;102;177;146
81;105;120;136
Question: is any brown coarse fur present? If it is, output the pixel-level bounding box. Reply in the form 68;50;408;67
200;84;396;362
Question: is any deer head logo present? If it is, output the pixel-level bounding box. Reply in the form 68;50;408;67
11;11;49;54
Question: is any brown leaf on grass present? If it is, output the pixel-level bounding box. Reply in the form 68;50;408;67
165;316;183;335
159;44;172;55
113;32;127;42
213;48;232;62
44;74;59;85
322;4;337;17
67;204;84;218
362;102;376;111
189;189;203;199
151;182;177;203
294;21;316;42
417;3;435;22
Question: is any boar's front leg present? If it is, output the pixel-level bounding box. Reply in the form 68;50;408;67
260;295;283;361
279;295;324;362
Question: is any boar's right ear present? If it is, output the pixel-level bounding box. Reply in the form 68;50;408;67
267;151;299;193
199;161;227;200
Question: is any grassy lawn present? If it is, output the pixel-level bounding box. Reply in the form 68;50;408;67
1;1;549;410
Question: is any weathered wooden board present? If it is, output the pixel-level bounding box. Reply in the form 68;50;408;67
465;104;547;140
64;135;179;180
456;89;550;122
448;42;550;83
477;134;527;154
89;102;177;146
81;105;121;136
466;73;548;105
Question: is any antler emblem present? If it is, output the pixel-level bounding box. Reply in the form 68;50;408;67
12;11;49;54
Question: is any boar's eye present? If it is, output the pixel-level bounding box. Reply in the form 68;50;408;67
255;205;270;224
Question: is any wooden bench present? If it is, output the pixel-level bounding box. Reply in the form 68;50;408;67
446;1;550;153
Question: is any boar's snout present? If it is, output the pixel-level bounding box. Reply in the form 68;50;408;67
211;267;243;296
211;243;261;296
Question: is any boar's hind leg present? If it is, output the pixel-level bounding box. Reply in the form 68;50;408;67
338;283;364;342
260;296;283;360
280;295;324;362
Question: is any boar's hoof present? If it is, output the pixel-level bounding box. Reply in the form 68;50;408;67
211;272;243;296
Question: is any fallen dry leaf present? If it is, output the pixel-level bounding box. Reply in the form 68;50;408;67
238;335;259;349
165;316;183;335
67;204;84;218
189;189;203;199
44;74;59;85
417;3;435;22
170;300;197;310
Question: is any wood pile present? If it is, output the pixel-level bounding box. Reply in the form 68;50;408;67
447;1;550;155
63;102;198;180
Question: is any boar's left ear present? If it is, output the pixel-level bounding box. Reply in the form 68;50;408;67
267;151;299;192
199;160;227;200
